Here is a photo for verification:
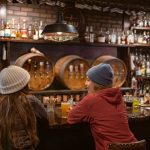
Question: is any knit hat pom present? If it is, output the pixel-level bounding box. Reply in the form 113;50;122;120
86;63;114;86
0;65;30;94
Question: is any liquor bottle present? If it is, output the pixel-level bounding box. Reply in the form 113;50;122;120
146;61;150;77
111;29;117;44
38;20;43;39
131;76;137;90
141;60;146;77
127;30;134;44
0;19;5;38
142;31;147;44
4;20;11;38
89;26;94;43
117;32;121;44
137;33;143;44
10;18;16;39
133;30;138;44
121;31;126;44
146;31;150;44
105;28;111;44
16;23;21;39
33;21;39;40
28;24;34;39
130;51;135;71
21;19;28;39
135;64;141;77
143;16;148;27
84;26;90;42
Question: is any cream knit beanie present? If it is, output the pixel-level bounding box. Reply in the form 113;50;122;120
0;65;30;94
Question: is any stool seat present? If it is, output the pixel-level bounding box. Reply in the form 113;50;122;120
108;139;146;150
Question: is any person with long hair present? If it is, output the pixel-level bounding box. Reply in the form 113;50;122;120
0;65;49;150
67;63;137;150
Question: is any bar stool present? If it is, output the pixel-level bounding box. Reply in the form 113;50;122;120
108;139;146;150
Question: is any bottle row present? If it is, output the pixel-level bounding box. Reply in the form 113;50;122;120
123;92;150;107
41;92;86;111
26;60;86;80
1;17;150;44
0;19;44;40
131;12;150;28
130;49;150;78
84;25;150;45
131;78;150;96
124;93;150;108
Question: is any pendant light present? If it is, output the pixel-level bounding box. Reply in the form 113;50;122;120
42;10;79;42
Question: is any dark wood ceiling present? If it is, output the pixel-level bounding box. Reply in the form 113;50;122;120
6;0;150;12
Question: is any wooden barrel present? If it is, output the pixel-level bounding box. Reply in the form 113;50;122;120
55;55;90;90
15;51;54;91
92;55;127;87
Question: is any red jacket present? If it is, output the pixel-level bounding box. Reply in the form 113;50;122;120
67;88;136;150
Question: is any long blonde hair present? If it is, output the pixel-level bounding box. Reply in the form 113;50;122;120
0;91;38;149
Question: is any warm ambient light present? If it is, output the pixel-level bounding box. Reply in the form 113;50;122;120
42;11;79;42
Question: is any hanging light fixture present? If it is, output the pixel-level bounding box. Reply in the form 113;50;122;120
42;10;79;42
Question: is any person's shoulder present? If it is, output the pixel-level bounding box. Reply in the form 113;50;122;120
26;94;45;113
27;94;42;104
85;93;98;99
27;94;49;120
81;93;97;103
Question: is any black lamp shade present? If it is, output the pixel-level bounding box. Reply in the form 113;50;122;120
42;23;78;34
42;10;79;42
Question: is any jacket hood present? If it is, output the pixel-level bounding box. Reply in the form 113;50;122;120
95;88;122;105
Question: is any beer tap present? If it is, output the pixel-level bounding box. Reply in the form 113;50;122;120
80;63;84;78
46;61;50;78
68;65;74;79
27;59;32;73
39;61;44;79
33;61;37;78
75;64;79;79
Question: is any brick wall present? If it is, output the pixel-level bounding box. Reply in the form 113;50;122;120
6;3;126;34
82;9;123;33
6;3;58;26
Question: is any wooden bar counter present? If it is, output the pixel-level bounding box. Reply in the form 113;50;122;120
41;106;150;150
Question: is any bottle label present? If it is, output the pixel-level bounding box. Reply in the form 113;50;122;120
21;29;28;38
4;29;11;37
0;30;5;37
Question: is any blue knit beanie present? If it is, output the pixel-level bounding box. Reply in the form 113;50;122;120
86;63;114;86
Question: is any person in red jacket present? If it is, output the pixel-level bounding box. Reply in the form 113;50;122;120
67;63;136;150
